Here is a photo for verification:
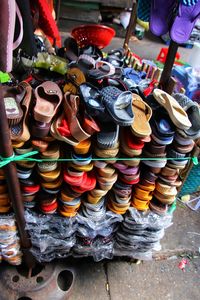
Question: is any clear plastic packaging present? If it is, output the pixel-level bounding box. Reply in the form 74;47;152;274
76;211;123;238
113;208;173;260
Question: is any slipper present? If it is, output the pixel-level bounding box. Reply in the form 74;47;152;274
150;0;177;36
170;1;200;44
97;166;116;178
151;133;174;145
88;61;115;80
34;81;63;123
173;93;200;139
123;68;147;84
38;161;58;173
94;145;119;158
131;94;152;137
120;137;142;157
79;83;109;121
97;123;119;149
149;198;168;215
63;170;85;186
71;152;92;166
31;139;49;153
150;108;175;137
41;144;60;159
39;167;61;183
50;113;79;146
3;85;25;126
73;139;91;155
10;81;32;142
63;92;91;142
100;86;134;126
172;140;195;154
174;132;193;146
82;112;100;135
31;119;51;139
153;89;192;130
103;78;128;91
123;128;145;150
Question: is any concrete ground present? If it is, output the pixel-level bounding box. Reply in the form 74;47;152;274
71;204;200;300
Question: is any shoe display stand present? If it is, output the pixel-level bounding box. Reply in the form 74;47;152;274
0;0;199;274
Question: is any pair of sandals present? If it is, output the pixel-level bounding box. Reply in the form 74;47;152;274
79;83;134;126
150;0;200;44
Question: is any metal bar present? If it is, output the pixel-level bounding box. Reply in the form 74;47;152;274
123;0;137;49
0;85;35;268
159;40;179;91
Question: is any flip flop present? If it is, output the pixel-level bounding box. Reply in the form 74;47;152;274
173;93;200;139
97;123;119;149
3;85;25;126
150;0;177;36
170;1;200;44
153;89;192;130
50;113;79;146
34;81;63;123
131;94;152;137
63;92;91;142
79;83;109;121
100;86;134;126
10;81;32;142
88;61;115;80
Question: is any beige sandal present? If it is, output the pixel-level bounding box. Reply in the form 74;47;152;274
153;89;191;130
131;94;152;137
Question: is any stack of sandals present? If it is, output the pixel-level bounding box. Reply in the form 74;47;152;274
0;36;200;263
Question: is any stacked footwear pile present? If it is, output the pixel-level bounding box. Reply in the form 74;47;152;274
25;210;77;262
1;32;200;263
73;211;122;261
114;207;173;259
0;215;22;265
0;170;11;213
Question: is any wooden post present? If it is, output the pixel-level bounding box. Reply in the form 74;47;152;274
159;40;179;91
0;85;35;268
123;0;137;50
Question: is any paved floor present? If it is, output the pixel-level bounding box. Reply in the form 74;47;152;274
70;204;200;300
71;258;200;300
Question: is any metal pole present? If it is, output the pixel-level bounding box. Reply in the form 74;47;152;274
0;85;35;268
123;0;137;50
159;40;179;92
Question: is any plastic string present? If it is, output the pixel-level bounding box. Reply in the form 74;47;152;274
0;150;198;168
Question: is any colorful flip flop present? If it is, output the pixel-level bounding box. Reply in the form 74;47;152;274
170;1;200;44
150;0;177;36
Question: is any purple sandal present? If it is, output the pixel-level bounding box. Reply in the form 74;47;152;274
170;1;200;44
150;0;177;36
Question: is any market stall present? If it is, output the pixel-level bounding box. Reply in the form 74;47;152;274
0;0;200;299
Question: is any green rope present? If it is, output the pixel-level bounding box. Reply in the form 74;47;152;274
0;150;198;168
0;151;39;168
